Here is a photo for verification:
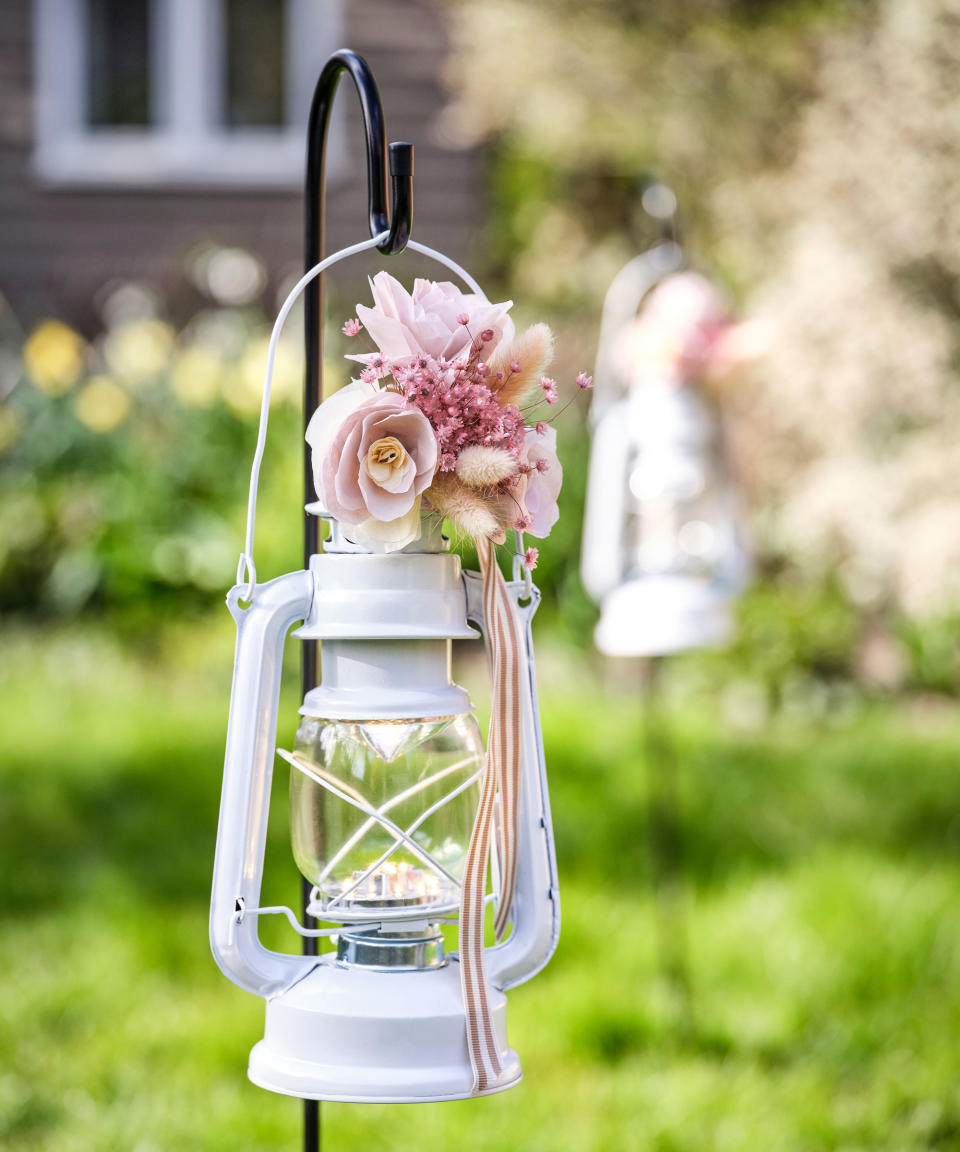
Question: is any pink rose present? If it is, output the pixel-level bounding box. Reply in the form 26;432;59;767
518;425;562;538
492;424;562;539
349;272;515;367
320;392;438;551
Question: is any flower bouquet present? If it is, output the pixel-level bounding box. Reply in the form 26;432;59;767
305;272;590;565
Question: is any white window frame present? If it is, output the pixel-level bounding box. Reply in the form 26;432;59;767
33;0;345;188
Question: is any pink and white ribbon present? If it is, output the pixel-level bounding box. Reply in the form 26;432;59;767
458;536;524;1092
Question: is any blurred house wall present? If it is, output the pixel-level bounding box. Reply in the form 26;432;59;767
0;0;484;332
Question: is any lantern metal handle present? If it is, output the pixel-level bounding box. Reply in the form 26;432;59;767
210;570;316;998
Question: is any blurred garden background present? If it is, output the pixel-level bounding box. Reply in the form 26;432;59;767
4;0;960;1148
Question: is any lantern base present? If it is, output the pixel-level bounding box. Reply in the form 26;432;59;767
595;574;734;658
247;955;522;1102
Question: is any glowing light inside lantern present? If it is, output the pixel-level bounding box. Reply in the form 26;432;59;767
338;861;441;908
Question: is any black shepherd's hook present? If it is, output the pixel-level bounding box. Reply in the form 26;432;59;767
303;49;413;424
299;49;414;1152
302;48;413;577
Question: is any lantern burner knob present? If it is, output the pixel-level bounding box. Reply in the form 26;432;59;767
336;923;446;971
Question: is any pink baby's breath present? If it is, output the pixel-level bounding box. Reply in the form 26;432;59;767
535;421;548;436
456;313;470;326
523;547;539;570
515;514;533;531
386;350;526;472
576;371;593;390
540;376;558;404
342;318;362;337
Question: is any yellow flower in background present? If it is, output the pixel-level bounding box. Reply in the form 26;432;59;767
102;319;176;389
0;405;22;452
225;333;300;419
23;320;86;396
170;345;223;408
74;375;131;433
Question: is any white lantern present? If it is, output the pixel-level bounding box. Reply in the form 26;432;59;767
582;241;750;657
210;237;559;1103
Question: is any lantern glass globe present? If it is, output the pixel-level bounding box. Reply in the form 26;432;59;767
290;712;484;922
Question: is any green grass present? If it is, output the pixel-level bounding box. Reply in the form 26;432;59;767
2;622;960;1150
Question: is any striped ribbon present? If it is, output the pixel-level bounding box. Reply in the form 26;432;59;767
458;536;524;1092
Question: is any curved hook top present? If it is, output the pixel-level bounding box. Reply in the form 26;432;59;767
305;49;413;258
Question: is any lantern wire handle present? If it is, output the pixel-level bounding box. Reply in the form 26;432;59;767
235;237;486;603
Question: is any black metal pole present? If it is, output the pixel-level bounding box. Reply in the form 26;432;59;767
641;656;693;1036
300;49;413;1152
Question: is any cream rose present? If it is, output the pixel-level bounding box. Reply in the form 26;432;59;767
318;392;438;552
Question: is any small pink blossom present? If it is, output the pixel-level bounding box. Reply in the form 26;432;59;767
523;547;539;570
540;376;558;404
535;458;550;474
509;361;521;374
515;514;532;530
480;328;495;343
535;421;548;436
342;318;362;337
457;313;470;326
576;371;593;390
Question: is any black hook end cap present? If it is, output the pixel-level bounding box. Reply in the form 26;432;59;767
389;141;414;177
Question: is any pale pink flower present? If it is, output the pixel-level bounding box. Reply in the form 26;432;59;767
319;391;438;551
517;424;562;537
491;424;562;539
342;318;362;337
576;371;593;390
349;272;515;368
305;378;380;495
523;547;539;571
535;421;548;436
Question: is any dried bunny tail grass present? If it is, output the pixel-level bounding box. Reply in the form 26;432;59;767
488;323;554;407
455;445;518;488
427;472;503;540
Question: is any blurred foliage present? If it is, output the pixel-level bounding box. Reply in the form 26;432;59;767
443;0;960;684
0;294;308;630
443;0;865;309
